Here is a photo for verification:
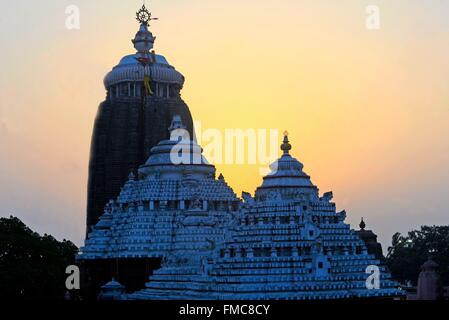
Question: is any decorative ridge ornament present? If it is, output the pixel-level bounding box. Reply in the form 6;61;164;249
136;4;158;26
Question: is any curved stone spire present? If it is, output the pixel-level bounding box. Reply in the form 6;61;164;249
86;4;194;234
417;258;443;300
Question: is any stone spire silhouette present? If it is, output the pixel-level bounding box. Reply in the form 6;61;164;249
86;4;193;232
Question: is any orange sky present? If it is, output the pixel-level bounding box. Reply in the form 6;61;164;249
1;0;448;248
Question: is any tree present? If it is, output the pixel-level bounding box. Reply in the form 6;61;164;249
0;216;78;300
386;225;449;286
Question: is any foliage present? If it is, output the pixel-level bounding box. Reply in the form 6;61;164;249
386;225;449;286
0;216;78;300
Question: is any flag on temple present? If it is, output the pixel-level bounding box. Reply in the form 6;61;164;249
137;57;151;66
144;74;153;96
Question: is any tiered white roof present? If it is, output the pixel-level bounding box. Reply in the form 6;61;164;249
125;133;404;300
78;116;239;260
79;125;403;300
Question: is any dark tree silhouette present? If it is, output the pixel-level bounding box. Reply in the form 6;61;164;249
386;225;449;286
0;216;78;300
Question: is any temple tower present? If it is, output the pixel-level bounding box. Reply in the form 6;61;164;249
355;218;384;260
417;258;443;300
86;5;194;232
78;116;239;298
124;133;404;300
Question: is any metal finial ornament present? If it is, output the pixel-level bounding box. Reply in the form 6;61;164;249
281;131;292;154
136;4;158;26
359;217;366;230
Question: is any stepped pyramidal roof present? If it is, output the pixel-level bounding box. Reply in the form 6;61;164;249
79;117;404;300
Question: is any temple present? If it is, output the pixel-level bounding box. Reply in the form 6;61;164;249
86;4;194;233
79;119;403;300
79;5;403;300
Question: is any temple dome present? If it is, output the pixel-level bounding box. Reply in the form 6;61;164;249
422;258;439;271
104;53;185;88
256;133;317;199
137;116;213;180
103;13;185;89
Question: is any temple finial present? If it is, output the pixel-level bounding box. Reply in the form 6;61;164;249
280;131;292;155
168;115;186;133
359;217;366;231
136;3;158;27
133;4;157;55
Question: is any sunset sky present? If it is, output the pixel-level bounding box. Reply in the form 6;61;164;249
1;0;448;249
